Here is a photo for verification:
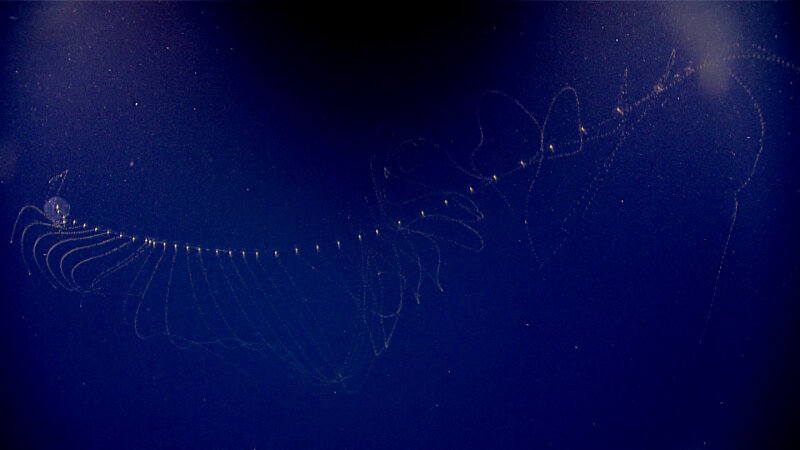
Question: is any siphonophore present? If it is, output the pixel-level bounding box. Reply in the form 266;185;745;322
10;45;800;391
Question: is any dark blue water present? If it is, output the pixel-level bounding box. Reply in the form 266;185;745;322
1;3;799;449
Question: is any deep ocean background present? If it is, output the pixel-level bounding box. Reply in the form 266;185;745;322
1;3;799;449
